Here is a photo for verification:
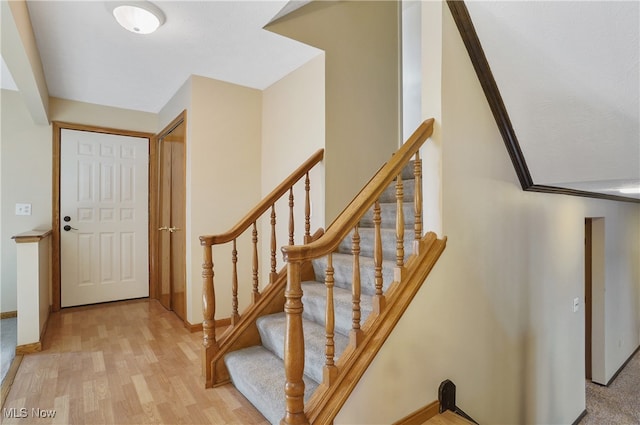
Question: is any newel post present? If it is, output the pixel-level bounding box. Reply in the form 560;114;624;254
202;243;218;388
281;260;309;425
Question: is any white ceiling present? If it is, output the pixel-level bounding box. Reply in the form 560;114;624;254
467;1;640;199
3;1;639;200
22;0;320;113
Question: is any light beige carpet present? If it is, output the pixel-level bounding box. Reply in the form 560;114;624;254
580;348;640;425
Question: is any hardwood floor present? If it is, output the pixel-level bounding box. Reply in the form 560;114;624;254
1;299;269;424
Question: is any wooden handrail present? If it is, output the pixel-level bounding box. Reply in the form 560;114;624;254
282;119;433;262
280;119;434;425
200;149;324;246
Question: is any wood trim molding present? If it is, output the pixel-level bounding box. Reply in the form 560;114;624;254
0;311;17;319
15;342;42;355
150;111;187;313
183;318;230;333
446;1;640;204
184;321;203;333
215;318;231;328
392;400;440;425
446;0;532;190
51;122;155;312
184;318;230;334
52;121;154;139
12;229;52;243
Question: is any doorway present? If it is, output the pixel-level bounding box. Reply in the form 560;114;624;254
585;217;606;384
52;123;154;311
154;113;187;322
585;218;592;380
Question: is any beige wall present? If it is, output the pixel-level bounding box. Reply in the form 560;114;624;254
267;1;401;223
261;54;326;279
0;91;157;313
50;97;158;132
335;5;640;425
1;0;49;124
0;90;50;313
158;77;191;132
186;75;262;324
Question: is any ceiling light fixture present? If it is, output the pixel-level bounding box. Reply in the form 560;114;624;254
619;187;640;194
111;1;165;35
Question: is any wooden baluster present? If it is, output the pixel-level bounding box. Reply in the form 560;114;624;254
252;222;260;303
373;201;386;313
323;253;337;385
270;204;278;283
231;239;240;325
202;244;218;387
414;151;423;254
304;172;311;243
289;187;295;245
282;261;309;425
351;225;363;347
396;173;405;268
395;173;407;285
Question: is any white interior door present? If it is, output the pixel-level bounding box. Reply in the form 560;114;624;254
60;129;149;307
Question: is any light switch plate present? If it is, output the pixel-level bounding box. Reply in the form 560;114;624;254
573;297;580;313
15;203;32;216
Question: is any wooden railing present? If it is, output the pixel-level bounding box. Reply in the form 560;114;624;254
199;149;324;387
280;119;436;425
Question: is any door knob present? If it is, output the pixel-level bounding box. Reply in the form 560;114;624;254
63;225;78;231
158;226;169;231
169;227;180;233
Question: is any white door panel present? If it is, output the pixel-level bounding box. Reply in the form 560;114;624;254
61;129;149;307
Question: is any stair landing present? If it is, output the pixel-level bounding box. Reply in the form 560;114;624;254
423;410;475;425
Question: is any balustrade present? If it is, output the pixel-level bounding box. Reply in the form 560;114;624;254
280;119;434;424
199;149;324;389
198;119;436;424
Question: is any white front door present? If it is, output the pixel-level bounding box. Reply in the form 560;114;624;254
60;129;149;307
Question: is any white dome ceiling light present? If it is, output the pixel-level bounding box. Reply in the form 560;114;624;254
111;1;165;35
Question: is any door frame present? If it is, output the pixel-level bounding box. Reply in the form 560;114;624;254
151;111;187;316
51;122;155;311
586;216;606;384
585;218;592;380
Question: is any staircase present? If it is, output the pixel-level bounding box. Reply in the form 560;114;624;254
225;162;418;424
200;119;446;425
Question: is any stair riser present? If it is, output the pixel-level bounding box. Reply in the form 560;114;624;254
256;312;349;384
378;178;416;203
301;282;373;338
337;228;416;260
312;255;396;297
360;202;416;229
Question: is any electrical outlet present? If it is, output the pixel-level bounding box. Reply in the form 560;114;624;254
573;297;580;313
15;203;32;216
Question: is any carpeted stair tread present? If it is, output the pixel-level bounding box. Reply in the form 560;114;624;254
312;253;396;296
360;201;416;229
337;227;416;261
301;281;373;337
225;345;319;425
257;312;349;384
